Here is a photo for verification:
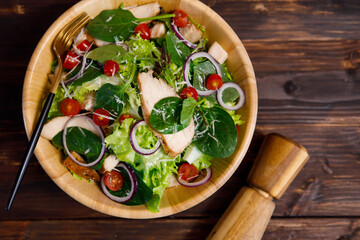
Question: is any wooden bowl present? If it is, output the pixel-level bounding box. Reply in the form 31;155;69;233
22;0;257;219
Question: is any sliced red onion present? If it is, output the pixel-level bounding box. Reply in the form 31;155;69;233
129;120;161;155
63;115;105;167
177;167;212;187
101;162;137;203
217;82;245;111
183;52;222;96
171;21;198;49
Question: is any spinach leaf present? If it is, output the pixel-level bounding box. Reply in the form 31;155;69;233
87;8;137;42
94;64;135;114
68;65;103;87
192;60;218;104
165;31;191;66
87;6;174;43
95;83;126;115
52;127;104;170
87;45;128;64
180;97;198;127
150;97;185;134
193;107;237;158
192;60;216;90
109;165;153;206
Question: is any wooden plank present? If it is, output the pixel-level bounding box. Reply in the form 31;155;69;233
1;218;360;240
204;0;360;41
0;0;359;52
244;40;360;73
264;218;360;240
1;124;360;219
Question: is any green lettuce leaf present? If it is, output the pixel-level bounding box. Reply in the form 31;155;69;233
105;118;136;164
122;84;141;118
105;118;178;212
133;150;178;212
135;124;158;150
126;35;161;72
47;87;65;121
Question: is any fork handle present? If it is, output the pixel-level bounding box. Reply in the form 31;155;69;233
5;92;55;211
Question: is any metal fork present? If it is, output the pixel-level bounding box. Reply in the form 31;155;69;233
5;12;91;211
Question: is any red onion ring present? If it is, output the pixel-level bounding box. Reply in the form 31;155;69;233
177;167;212;187
183;52;222;96
217;82;245;111
129;120;161;155
170;21;198;49
63;115;105;167
101;162;138;203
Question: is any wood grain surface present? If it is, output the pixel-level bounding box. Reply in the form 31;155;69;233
1;0;360;239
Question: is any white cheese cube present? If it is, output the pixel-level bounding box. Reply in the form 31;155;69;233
208;41;228;64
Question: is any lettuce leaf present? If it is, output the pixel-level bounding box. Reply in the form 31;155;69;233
126;35;161;72
135;124;158;149
225;104;245;126
122;84;141;118
192;153;213;171
105;118;136;163
134;150;177;212
47;87;65;121
105;118;178;212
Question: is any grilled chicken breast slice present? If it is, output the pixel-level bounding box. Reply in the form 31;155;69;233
138;71;195;158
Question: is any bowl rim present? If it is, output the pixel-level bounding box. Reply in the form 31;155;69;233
22;0;258;219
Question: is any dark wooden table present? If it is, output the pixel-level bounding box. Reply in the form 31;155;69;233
1;0;360;239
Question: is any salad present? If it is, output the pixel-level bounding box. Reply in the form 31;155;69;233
41;2;245;212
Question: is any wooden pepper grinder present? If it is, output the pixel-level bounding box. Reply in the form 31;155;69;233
207;133;310;240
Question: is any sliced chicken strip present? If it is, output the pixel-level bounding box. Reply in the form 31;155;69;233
129;3;161;24
179;23;203;43
138;71;195;158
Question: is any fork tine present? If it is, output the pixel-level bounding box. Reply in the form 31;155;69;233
53;12;88;47
61;15;91;49
56;12;87;38
56;13;87;44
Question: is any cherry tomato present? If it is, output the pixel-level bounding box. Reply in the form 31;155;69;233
103;170;123;191
180;87;198;101
76;39;91;52
60;98;81;116
63;51;80;70
93;108;110;126
134;23;151;40
103;60;119;77
236;125;241;135
173;10;189;28
119;113;132;124
178;163;198;181
206;74;223;90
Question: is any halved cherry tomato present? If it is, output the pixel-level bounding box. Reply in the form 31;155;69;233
119;113;132;124
60;98;81;116
180;87;198;101
103;60;119;77
76;39;91;52
236;125;241;135
134;23;151;40
103;170;123;191
63;51;80;70
206;74;223;90
178;163;198;181
173;10;189;28
93;108;110;126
